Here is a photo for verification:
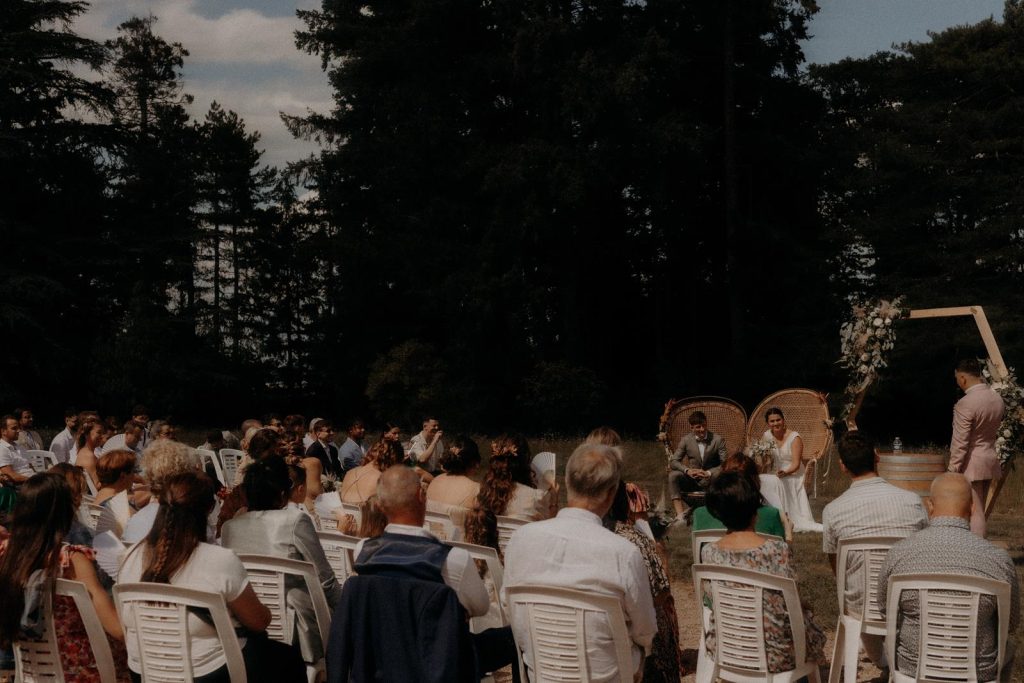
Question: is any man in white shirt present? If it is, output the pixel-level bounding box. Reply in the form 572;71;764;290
352;465;517;675
503;442;657;683
14;407;42;451
406;417;444;474
49;408;79;463
0;414;35;483
101;421;145;458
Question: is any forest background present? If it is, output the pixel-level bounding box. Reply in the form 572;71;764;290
5;0;1024;442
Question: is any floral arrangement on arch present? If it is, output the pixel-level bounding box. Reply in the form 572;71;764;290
837;297;909;418
981;361;1024;469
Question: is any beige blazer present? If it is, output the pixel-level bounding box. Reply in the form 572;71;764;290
950;383;1004;481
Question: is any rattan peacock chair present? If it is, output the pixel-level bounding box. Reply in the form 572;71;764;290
746;389;832;496
657;397;748;511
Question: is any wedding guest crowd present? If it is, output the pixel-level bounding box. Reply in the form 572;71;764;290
0;404;1019;683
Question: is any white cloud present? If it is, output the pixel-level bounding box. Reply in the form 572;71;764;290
72;0;336;167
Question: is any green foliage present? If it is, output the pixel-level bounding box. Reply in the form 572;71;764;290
518;362;608;433
366;341;449;429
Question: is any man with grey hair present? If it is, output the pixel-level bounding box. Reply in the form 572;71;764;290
122;439;203;543
349;466;518;677
502;443;657;683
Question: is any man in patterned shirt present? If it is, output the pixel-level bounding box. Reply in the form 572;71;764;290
877;473;1019;680
822;431;928;669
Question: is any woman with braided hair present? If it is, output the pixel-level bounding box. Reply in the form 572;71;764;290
119;471;305;682
465;434;558;554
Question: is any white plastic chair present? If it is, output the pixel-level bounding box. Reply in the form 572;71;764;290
115;582;247;683
445;539;507;632
424;509;461;541
691;529;727;563
692;564;822;683
14;578;117;683
218;448;245;485
495;515;528;556
505;584;634;683
885;573;1011;683
83;503;105;533
316;530;361;585
26;449;57;473
196;447;226;486
828;536;903;683
237;554;331;683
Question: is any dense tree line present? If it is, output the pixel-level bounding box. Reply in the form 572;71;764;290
3;0;1024;439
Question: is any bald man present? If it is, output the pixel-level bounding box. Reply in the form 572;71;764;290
877;474;1019;680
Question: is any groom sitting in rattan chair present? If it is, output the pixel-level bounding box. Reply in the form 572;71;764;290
667;411;727;523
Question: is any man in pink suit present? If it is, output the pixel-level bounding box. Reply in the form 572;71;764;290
949;358;1005;537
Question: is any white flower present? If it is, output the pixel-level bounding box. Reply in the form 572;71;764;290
860;353;869;362
884;317;892;326
858;364;869;374
997;436;1006;445
1004;429;1012;438
873;318;884;327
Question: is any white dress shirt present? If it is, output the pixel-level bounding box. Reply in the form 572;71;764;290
50;428;75;464
501;507;657;681
353;523;490;617
0;438;35;478
16;430;42;451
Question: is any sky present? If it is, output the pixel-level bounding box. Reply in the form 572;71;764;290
71;0;1008;170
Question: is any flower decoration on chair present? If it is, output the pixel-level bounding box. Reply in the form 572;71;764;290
837;297;908;418
981;361;1024;469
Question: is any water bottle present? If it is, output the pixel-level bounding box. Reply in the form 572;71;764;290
892;436;903;455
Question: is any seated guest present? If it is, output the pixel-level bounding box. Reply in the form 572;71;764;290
48;463;95;546
700;472;827;673
306;420;342;478
120;472;306;682
407;417;445;475
692;453;787;539
338;418;368;474
878;473;1020;681
303;418;323;450
0;414;34;485
94;449;145;538
356;495;387;538
149;420;176;442
14;407;42;451
49;408;79;463
426;435;481;528
334;466;515;681
0;473;129;680
223;458;343;665
502;443;656;682
283;414;307;458
610;476;682;682
72;419;106;491
122;440;201;544
822;432;927;669
101;421;146;462
339;438;403;504
465;434;557;554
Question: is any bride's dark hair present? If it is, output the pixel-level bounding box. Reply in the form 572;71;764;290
764;407;785;423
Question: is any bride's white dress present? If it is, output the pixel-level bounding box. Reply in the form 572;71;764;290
764;429;822;533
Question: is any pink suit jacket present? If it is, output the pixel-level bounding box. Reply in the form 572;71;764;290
949;383;1005;481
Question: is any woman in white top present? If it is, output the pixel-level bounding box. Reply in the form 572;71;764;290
762;407;822;533
119;471;306;682
465;433;558;553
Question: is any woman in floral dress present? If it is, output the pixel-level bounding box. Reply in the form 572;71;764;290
699;471;826;674
0;473;129;682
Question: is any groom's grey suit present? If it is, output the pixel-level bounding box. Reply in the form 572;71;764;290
668;432;727;498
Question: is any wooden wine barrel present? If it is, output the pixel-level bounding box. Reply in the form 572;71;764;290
877;452;947;497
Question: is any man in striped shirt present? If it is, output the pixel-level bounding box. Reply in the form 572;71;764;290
822;431;928;669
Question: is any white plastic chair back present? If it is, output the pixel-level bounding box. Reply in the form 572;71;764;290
236;554;331;651
26;449;55;473
691;529;726;563
505;585;633;683
885;573;1011;683
693;564;821;682
196;448;225;486
218;448;245;485
14;578;117;683
316;530;361;585
446;539;507;631
424;509;461;541
495;515;528;556
84;471;98;497
828;536;903;683
115;582;247;683
339;501;362;531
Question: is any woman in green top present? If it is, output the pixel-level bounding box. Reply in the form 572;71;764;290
691;452;787;539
